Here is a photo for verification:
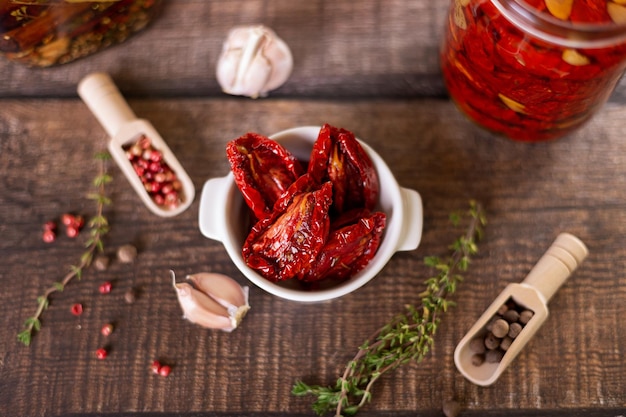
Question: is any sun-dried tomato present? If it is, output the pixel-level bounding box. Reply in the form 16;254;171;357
308;123;379;214
227;132;304;220
441;0;626;141
242;181;333;282
299;211;386;282
230;125;386;284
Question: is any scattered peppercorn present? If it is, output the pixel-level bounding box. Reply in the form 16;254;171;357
101;323;114;336
66;226;79;238
94;255;110;271
42;221;57;243
159;365;172;377
117;244;137;263
124;288;137;304
61;213;85;238
150;360;171;377
42;229;56;243
442;399;462;417
151;360;162;374
99;281;113;294
95;347;108;360
70;303;84;316
61;213;75;226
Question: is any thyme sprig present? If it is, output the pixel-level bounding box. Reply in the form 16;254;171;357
293;200;486;416
17;152;112;346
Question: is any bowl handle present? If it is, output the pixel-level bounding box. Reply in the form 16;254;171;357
198;175;232;242
396;187;423;252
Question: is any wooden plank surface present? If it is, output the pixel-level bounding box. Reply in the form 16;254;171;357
1;97;625;416
0;0;450;98
3;0;622;101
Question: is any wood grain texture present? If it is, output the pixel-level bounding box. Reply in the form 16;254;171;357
2;0;624;100
5;0;623;100
0;0;450;98
1;98;625;416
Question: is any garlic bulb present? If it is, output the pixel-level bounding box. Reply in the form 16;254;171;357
172;271;250;331
216;25;293;98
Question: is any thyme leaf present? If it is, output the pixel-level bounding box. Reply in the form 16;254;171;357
17;152;112;347
293;200;486;416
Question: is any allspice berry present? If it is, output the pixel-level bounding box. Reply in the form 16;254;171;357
508;322;523;338
484;332;501;350
117;244;137;263
471;353;485;366
442;399;462;417
500;336;513;351
519;309;534;324
503;309;520;323
485;349;504;363
491;319;510;338
124;288;137;304
470;337;486;354
93;255;110;271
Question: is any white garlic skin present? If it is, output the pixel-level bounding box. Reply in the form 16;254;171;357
187;272;250;325
216;25;293;98
172;271;250;332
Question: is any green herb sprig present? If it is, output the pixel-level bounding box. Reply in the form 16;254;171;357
293;200;486;416
17;152;112;346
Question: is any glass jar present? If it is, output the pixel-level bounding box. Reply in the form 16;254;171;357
441;0;626;141
0;0;160;67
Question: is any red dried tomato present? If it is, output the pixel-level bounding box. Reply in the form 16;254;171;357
242;181;333;282
299;211;386;282
227;132;304;220
230;125;386;284
441;0;626;141
308;123;379;214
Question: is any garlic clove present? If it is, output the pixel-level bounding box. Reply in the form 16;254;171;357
186;272;250;324
171;271;250;331
216;25;293;98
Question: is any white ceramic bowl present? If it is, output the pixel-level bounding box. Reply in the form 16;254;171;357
198;126;423;302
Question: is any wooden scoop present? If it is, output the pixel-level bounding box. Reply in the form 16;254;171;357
454;233;588;386
78;72;194;217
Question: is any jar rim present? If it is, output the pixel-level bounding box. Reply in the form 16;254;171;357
494;0;626;48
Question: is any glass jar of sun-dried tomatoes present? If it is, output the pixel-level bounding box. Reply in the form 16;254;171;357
441;0;626;141
0;0;160;67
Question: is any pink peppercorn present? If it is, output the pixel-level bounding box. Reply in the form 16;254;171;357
101;323;114;336
159;365;172;377
95;348;108;360
99;281;112;294
71;303;83;316
42;229;56;243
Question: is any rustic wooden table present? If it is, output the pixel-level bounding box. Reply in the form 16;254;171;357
1;1;625;416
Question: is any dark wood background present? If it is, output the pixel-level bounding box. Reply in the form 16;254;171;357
1;1;625;416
